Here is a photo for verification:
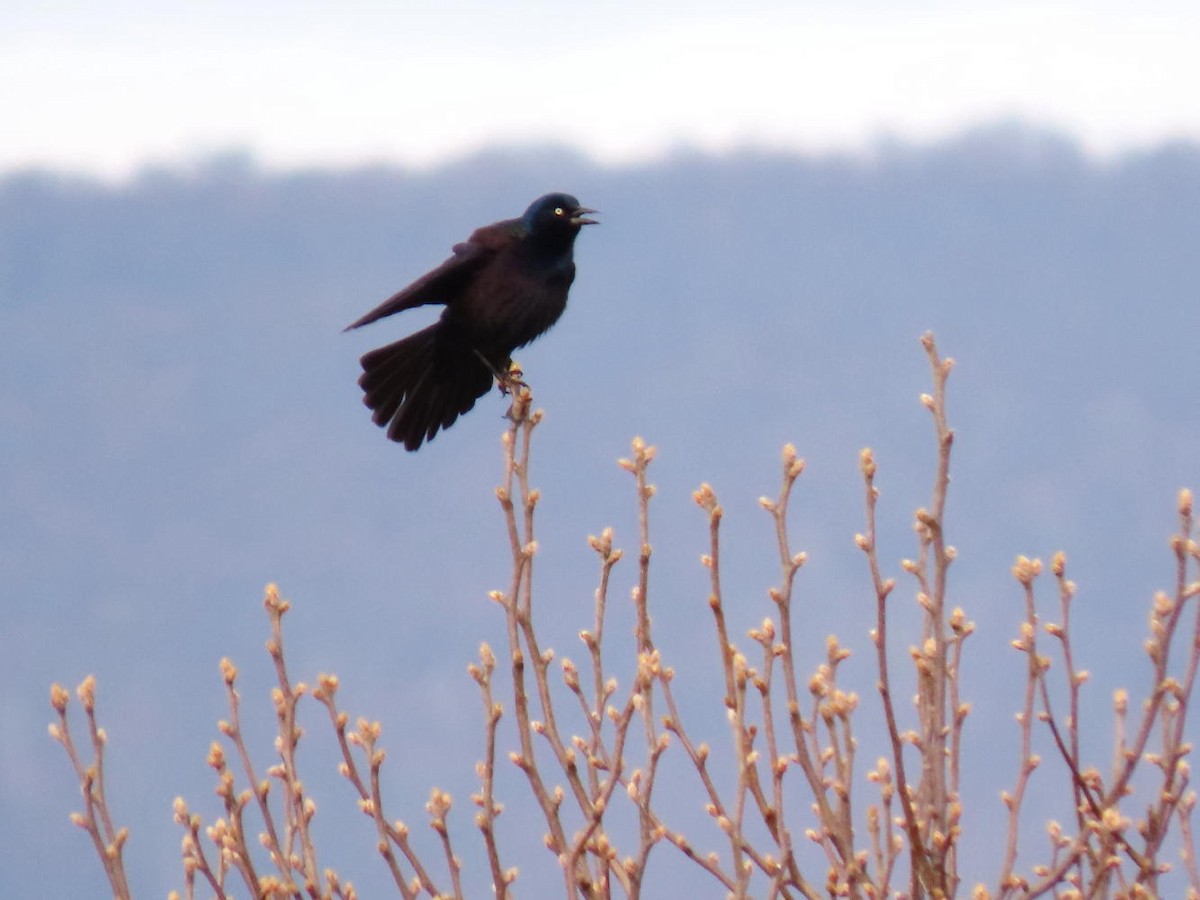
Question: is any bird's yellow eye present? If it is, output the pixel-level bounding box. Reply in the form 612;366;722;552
554;207;564;216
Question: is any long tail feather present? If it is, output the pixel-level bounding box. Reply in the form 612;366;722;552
358;322;494;451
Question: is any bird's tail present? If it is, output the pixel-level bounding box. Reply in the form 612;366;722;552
358;322;495;451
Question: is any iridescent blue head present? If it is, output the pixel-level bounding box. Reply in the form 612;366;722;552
522;193;599;235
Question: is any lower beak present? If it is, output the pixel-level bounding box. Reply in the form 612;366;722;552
571;207;599;226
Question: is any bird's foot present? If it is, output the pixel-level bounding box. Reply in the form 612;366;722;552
473;350;528;396
496;360;528;397
499;360;533;426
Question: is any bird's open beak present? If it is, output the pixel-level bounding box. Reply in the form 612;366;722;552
571;207;599;226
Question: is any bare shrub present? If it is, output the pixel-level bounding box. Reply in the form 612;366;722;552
52;334;1200;898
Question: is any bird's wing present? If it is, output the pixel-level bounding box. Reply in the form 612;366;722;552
343;237;496;331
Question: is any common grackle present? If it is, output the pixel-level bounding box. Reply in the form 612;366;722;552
345;193;597;450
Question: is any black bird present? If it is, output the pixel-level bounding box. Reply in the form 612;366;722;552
346;193;597;450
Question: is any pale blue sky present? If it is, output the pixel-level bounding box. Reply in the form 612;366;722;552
6;0;1200;177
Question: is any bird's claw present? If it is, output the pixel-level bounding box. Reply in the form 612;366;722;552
496;362;527;396
473;350;527;395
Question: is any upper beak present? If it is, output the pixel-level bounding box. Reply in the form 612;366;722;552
571;207;599;226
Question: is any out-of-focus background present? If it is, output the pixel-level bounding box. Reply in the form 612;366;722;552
4;2;1199;895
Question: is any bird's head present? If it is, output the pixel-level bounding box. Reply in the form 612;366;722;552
523;193;599;236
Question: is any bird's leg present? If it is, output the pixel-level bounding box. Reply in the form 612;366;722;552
500;359;528;395
470;352;530;425
474;349;528;395
473;350;529;425
500;361;533;427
